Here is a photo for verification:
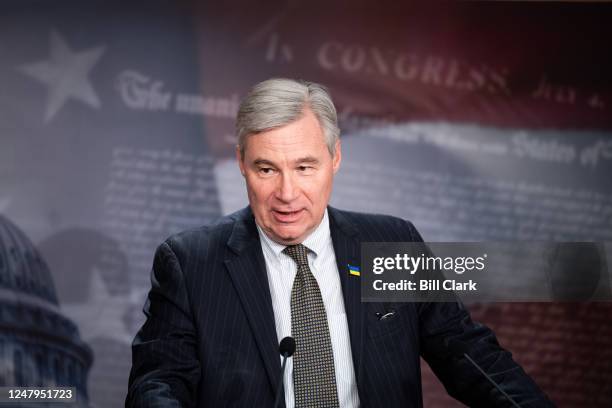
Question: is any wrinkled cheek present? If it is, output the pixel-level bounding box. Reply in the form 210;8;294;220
245;181;264;204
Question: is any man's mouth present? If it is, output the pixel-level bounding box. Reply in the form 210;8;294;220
272;209;304;223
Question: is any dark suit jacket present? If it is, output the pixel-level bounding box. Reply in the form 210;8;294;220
127;206;554;407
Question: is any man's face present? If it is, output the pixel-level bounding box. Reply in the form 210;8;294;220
237;108;341;245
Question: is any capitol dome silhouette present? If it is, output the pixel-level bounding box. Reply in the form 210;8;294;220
0;215;91;407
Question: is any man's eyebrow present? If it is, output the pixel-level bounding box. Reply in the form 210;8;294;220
253;159;276;167
295;156;320;165
252;157;320;166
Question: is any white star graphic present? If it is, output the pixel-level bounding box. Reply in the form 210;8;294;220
61;268;146;345
18;30;106;122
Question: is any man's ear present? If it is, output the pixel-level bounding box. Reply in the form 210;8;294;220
236;146;246;177
332;139;342;174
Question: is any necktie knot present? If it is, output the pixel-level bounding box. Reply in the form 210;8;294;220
283;244;309;267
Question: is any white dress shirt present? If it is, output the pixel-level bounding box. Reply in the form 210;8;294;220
256;209;360;408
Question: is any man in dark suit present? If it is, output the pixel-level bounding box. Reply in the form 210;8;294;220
127;78;554;407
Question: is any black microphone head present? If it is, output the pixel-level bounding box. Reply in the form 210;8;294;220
446;339;470;357
279;336;296;357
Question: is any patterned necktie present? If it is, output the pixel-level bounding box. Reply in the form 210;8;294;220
283;244;340;408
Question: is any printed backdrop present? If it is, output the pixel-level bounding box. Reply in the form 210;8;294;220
1;1;611;407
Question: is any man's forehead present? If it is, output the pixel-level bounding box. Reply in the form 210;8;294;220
253;156;321;166
243;129;329;156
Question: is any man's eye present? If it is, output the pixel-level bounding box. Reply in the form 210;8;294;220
298;166;313;172
259;167;275;175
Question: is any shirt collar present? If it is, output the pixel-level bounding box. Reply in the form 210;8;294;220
256;209;331;258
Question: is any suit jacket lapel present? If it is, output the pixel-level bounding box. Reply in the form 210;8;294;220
328;206;365;391
224;208;281;399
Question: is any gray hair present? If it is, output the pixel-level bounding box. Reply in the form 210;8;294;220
236;78;340;158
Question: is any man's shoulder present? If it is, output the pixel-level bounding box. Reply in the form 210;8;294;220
162;207;250;254
331;207;407;224
329;207;423;242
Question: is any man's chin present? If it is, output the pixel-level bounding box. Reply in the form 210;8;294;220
269;227;308;245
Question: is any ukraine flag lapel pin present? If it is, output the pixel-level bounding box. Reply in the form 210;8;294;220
348;264;360;277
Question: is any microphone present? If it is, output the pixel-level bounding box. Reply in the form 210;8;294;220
447;339;521;408
273;336;296;408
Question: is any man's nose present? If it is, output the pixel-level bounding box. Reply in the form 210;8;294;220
276;173;299;202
